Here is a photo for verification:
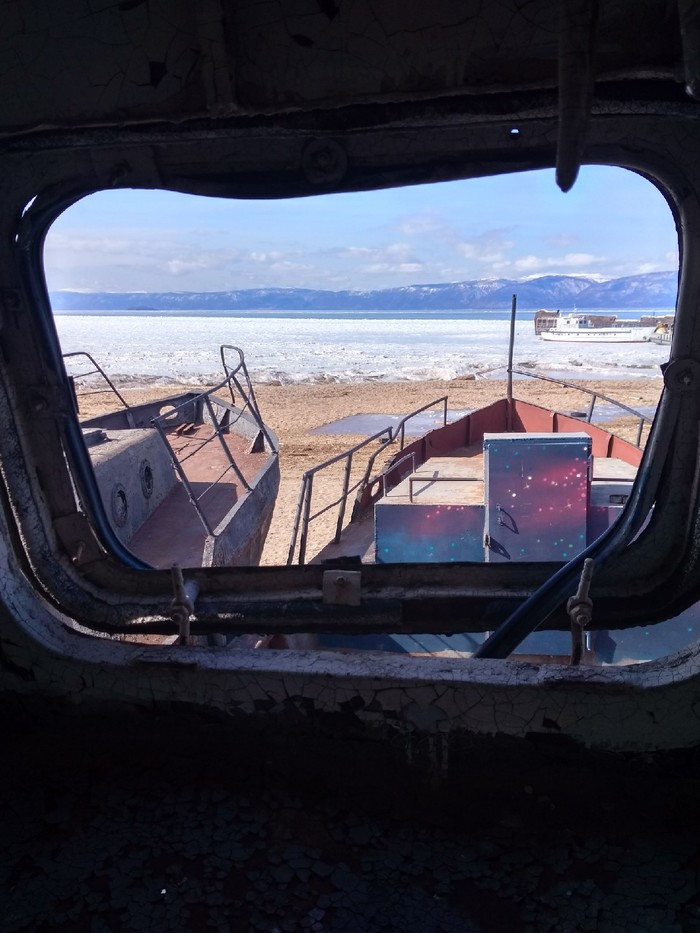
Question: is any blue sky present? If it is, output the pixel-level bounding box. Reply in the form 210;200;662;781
43;166;679;293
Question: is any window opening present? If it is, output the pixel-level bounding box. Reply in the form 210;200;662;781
41;168;695;666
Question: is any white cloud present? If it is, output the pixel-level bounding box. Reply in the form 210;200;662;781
361;262;423;275
511;252;602;273
455;229;514;264
393;210;452;237
166;255;224;275
543;233;579;248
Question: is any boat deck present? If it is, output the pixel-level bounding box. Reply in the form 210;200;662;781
312;445;637;564
127;424;271;568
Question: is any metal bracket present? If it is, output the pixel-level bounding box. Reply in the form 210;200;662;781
53;513;103;567
26;385;71;419
170;564;200;645
567;557;594;665
662;357;700;393
322;570;361;606
302;138;348;187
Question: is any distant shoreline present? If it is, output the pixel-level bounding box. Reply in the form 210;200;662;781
53;307;677;317
48;270;678;314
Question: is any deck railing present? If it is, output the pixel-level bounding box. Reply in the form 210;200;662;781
150;352;275;538
67;345;275;540
62;350;132;417
509;368;653;448
150;382;254;537
287;397;448;565
220;345;278;454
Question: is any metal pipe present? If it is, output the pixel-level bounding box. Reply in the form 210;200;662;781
506;294;517;429
335;453;353;543
170;565;200;645
298;474;314;566
287;475;309;564
203;393;251;491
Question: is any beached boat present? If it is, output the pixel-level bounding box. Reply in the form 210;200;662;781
289;363;649;567
539;312;657;342
284;366;680;663
64;345;279;569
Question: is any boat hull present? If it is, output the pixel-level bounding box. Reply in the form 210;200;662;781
540;327;655;342
83;392;280;569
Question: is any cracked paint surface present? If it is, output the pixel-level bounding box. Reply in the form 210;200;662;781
1;715;699;932
1;480;700;761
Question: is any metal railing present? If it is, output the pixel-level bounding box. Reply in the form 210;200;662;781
288;396;448;565
287;367;654;565
67;344;275;540
220;345;278;454
151;354;274;538
509;368;653;448
62;350;132;415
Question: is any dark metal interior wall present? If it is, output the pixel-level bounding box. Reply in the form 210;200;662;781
0;0;699;638
0;106;696;637
0;0;685;132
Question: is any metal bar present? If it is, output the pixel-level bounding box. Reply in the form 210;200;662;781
556;0;599;192
287;475;309;565
360;438;395;493
221;345;278;453
567;558;594;665
62;350;131;411
297;473;314;566
586;394;596;423
510;369;652;443
202;393;251;492
506;294;517;427
151;418;216;536
286;396;449;564
380;451;415;498
230;371;278;453
334;452;353;543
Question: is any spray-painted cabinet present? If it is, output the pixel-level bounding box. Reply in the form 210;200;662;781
483;432;592;562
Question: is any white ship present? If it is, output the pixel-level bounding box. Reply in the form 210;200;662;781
539;313;657;343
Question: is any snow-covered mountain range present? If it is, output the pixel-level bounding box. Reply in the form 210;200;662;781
50;271;678;312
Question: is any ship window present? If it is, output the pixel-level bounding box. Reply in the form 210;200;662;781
30;166;694;664
44;167;675;571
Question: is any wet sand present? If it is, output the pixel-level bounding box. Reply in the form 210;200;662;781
77;376;664;565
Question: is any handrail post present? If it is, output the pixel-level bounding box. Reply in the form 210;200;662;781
287;475;308;564
285;395;461;563
335;453;353;543
298;474;314;566
507;294;517;429
587;394;597;423
203;394;251;491
151;418;216;536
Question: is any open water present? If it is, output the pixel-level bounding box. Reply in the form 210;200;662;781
54;309;673;387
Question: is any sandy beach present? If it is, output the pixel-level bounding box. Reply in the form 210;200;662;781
77;375;664;566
